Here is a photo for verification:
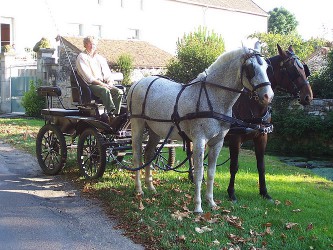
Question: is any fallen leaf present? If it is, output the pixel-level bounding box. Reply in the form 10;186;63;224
285;222;298;229
171;210;190;221
195;226;213;233
225;215;244;230
274;200;281;205
211;239;220;246
138;200;145;210
285;200;293;206
306;223;314;231
177;235;186;242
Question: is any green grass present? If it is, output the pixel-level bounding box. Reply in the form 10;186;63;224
1;118;333;249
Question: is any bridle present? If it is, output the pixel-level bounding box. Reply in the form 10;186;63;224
267;51;311;97
241;51;271;93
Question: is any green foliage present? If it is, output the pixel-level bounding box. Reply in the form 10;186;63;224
248;32;326;60
33;37;51;52
116;53;133;85
1;44;13;53
268;7;298;35
166;26;225;83
21;80;45;117
266;99;333;157
310;49;333;98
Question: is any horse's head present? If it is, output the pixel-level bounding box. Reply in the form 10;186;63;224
268;44;313;105
241;44;274;106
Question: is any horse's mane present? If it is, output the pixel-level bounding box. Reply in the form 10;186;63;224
197;47;248;79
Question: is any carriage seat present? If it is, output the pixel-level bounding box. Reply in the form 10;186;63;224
70;71;125;107
70;71;103;106
41;108;80;117
37;86;62;97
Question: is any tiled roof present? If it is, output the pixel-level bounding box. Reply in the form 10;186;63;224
172;0;267;16
61;36;174;68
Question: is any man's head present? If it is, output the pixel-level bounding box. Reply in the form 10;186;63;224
83;36;98;54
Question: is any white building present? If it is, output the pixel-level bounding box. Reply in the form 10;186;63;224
1;0;268;54
0;0;268;113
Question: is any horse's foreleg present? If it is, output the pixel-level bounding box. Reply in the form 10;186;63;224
254;134;272;200
144;130;160;193
131;119;145;195
192;141;205;213
206;141;223;208
227;136;242;202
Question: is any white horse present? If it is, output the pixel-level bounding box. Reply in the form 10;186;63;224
127;45;274;213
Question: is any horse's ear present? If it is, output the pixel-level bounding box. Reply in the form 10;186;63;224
277;44;285;56
288;45;294;53
254;41;261;52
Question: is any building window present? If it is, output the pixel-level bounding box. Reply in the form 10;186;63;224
128;28;140;39
64;23;83;36
1;23;10;47
1;17;13;50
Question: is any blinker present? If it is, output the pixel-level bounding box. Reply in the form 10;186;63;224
245;62;255;80
304;64;311;77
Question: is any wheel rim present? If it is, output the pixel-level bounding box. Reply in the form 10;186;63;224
41;130;62;171
80;133;102;177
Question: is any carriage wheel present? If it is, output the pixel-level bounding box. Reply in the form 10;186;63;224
36;124;67;175
77;127;106;179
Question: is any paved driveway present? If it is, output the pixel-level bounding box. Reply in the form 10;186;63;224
0;141;144;250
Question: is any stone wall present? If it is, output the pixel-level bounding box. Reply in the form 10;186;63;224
303;98;333;116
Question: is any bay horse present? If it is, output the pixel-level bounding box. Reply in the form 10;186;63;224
226;44;313;202
127;45;274;213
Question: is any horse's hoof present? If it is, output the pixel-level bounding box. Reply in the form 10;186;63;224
261;193;273;202
194;207;203;214
228;194;238;203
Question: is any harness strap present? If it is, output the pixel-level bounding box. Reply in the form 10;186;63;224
141;76;160;115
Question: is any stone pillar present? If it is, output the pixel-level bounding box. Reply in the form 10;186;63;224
37;48;57;85
0;52;15;113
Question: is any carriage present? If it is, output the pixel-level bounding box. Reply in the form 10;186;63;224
35;43;311;213
35;71;179;180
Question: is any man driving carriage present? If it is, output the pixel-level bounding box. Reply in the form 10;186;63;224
76;36;123;123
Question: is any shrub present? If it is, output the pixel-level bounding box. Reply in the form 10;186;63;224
21;80;45;117
310;49;333;98
166;26;225;83
116;54;133;85
264;98;333;157
33;37;52;52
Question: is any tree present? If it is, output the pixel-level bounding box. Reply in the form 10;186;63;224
116;53;133;85
268;7;298;35
248;32;326;60
166;26;225;83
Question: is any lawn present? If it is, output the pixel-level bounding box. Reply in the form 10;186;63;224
1;117;332;249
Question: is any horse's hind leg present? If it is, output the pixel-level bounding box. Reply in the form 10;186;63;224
131;118;145;194
144;129;160;192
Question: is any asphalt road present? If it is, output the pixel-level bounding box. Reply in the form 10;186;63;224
0;141;144;250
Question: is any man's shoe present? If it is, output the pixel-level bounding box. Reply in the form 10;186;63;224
100;113;109;124
109;114;127;131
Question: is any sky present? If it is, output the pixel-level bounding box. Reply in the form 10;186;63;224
252;0;333;40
